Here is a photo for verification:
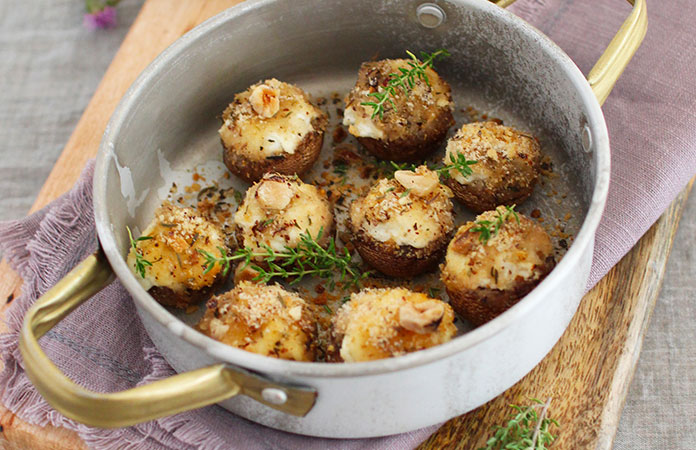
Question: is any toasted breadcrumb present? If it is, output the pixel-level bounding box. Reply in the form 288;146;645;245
442;207;553;291
127;203;226;294
198;282;316;361
350;166;454;249
343;59;453;141
333;287;456;362
234;173;334;253
219;78;326;161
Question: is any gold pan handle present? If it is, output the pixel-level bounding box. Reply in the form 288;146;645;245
587;0;647;105
495;0;647;105
19;248;316;428
494;0;518;8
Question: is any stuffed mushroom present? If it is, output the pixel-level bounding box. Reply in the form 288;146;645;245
197;281;317;361
332;287;456;362
444;121;541;212
127;203;228;309
219;78;328;182
343;57;454;161
348;166;454;278
234;173;334;254
441;206;555;325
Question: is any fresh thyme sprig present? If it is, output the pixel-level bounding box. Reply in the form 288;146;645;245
377;160;418;178
198;228;369;289
378;154;477;181
361;49;450;120
471;205;520;245
126;226;153;278
433;152;478;179
480;397;559;450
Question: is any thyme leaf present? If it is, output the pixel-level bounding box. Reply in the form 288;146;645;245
333;161;348;184
435;152;478;180
471;205;520;245
377;160;419;178
126;226;152;279
379;154;477;181
333;161;348;175
233;189;244;204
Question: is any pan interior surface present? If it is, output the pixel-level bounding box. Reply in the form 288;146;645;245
96;0;605;378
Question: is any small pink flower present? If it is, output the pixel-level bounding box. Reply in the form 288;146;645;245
83;6;117;30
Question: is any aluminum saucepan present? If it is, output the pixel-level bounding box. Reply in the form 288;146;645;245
19;0;646;438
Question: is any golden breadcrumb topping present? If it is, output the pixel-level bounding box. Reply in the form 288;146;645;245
127;203;225;292
197;281;315;361
444;121;540;185
349;166;454;249
234;173;333;252
343;59;452;140
219;78;326;161
442;207;553;291
333;287;456;362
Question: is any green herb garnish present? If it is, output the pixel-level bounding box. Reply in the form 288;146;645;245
198;228;369;290
378;160;419;178
233;189;244;204
333;162;348;175
480;397;558;450
434;152;478;180
380;153;477;181
361;49;450;120
428;287;441;298
126;226;153;279
471;205;520;245
333;161;348;185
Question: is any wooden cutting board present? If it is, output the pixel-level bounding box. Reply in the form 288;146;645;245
0;0;692;448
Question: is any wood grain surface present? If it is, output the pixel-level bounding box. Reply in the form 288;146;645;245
0;1;690;448
418;179;694;450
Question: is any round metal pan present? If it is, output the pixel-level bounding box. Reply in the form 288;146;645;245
19;0;646;438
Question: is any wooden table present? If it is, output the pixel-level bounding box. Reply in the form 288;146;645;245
0;1;692;448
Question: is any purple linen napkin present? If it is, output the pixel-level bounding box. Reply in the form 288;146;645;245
1;0;696;448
